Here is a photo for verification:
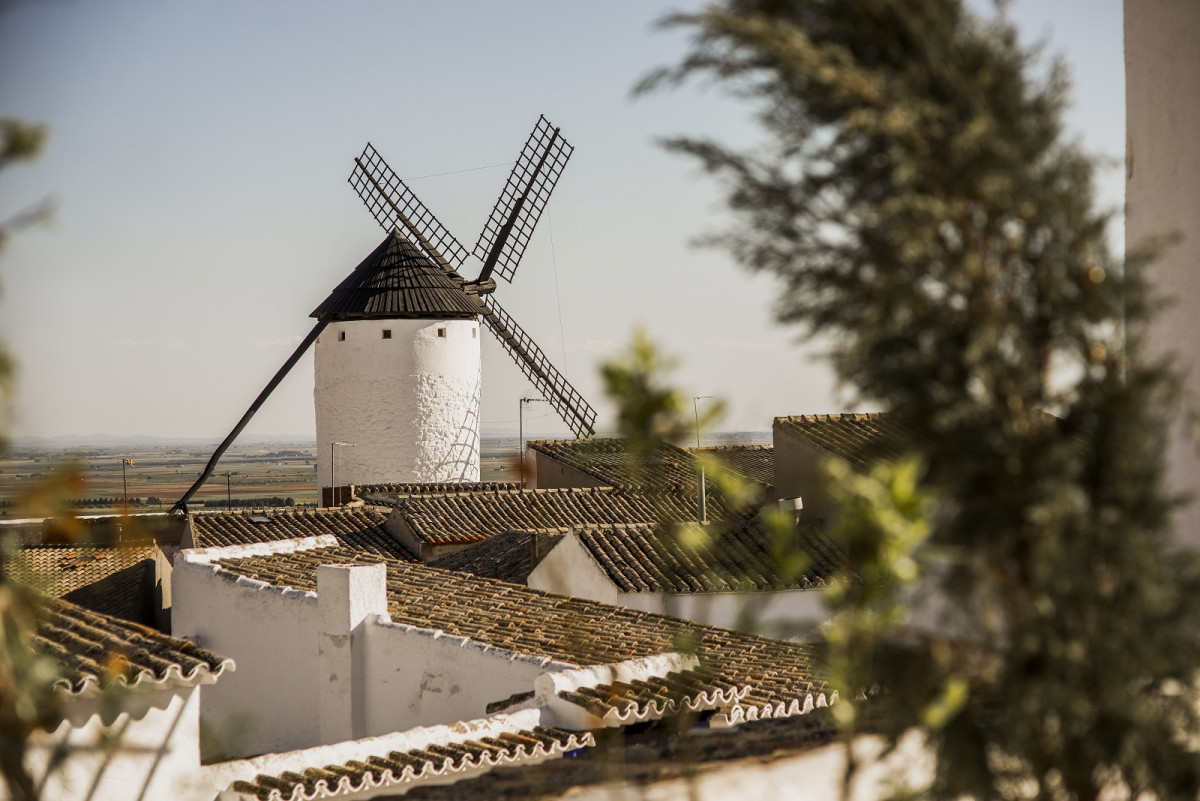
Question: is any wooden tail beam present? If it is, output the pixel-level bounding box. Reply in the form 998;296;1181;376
171;320;329;515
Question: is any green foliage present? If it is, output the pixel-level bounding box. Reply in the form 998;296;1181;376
644;1;1200;798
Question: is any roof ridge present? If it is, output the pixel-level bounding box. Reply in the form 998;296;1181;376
182;534;340;563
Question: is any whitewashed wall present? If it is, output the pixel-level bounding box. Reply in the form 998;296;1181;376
173;559;322;759
1127;0;1200;547
361;618;570;735
529;450;609;490
772;421;829;519
315;317;481;497
174;542;572;760
529;532;833;638
26;687;213;801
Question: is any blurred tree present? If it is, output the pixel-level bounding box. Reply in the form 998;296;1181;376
642;1;1200;798
0;116;59;801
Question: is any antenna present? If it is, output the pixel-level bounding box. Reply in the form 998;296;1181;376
472;116;574;285
349;143;469;274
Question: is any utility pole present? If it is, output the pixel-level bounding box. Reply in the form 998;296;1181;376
692;396;714;524
330;442;355;507
121;458;134;512
219;471;239;510
519;396;546;485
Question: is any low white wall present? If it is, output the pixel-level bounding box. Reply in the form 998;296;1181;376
530;450;609;490
530;532;832;638
528;533;628;605
173;558;322;759
662;589;832;638
175;542;576;759
27;687;213;801
361;617;572;735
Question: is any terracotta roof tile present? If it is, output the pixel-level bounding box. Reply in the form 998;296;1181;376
8;543;159;623
357;482;524;498
189;508;416;560
576;518;850;593
380;487;730;546
211;547;824;721
398;709;839;800
430;530;565;584
529;439;717;492
227;726;593;801
33;595;232;696
773;413;916;471
692;445;775;487
557;667;749;725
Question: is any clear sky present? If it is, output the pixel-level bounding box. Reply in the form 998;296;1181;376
0;0;1125;441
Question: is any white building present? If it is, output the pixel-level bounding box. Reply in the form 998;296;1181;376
1126;0;1200;546
312;232;483;503
172;536;832;762
432;518;847;639
22;596;232;801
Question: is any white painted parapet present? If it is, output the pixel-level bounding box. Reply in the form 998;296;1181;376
317;563;389;743
315;317;481;499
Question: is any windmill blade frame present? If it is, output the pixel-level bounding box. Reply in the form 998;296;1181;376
477;294;596;439
349;143;470;274
472;115;574;285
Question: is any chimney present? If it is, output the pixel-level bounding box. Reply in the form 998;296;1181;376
317;563;389;743
779;496;803;523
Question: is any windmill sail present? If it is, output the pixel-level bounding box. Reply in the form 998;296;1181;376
477;294;596;439
473;116;573;284
350;143;469;274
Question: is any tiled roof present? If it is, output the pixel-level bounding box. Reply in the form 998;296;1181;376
311;230;479;321
692;445;775;487
529;438;708;492
211;545;826;722
34;595;232;696
189;508;416;560
398;709;839;801
576;518;849;593
383;487;727;546
773;413;916;471
556;667;749;726
430;530;565;584
8;543;159;622
531;438;774;502
227;726;593;801
358;482;524;498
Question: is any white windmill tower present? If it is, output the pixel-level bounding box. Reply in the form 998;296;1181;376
171;117;597;513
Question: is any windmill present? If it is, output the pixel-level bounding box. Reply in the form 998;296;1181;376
173;116;595;513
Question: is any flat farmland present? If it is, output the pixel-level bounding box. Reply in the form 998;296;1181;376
0;442;319;515
0;438;524;516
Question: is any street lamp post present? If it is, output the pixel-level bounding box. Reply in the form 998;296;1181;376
519;396;546;485
330;442;356;507
121;458;134;512
692;396;714;524
219;471;239;510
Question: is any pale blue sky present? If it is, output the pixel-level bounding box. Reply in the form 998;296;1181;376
0;1;1125;440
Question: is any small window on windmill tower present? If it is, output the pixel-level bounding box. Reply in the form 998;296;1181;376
438;327;447;338
382;329;392;340
338;331;346;342
472;327;477;339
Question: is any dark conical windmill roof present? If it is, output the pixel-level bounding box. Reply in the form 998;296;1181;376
311;230;480;321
